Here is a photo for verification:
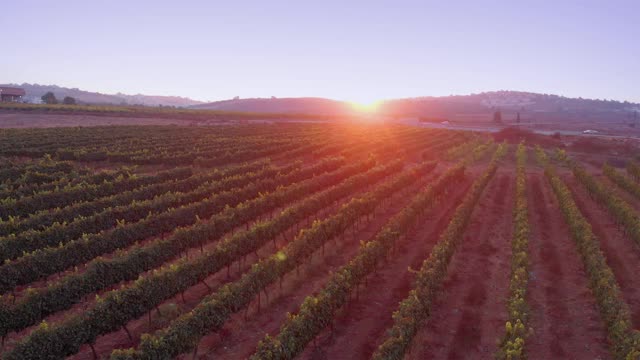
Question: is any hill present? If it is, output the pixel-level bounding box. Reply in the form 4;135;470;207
190;97;353;116
1;83;203;107
193;91;640;123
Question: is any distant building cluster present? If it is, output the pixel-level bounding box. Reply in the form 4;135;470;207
0;87;25;102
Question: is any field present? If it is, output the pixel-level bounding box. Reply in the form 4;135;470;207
1;123;640;360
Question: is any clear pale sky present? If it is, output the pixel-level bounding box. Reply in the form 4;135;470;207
2;0;639;103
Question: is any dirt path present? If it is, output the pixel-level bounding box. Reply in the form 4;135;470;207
566;174;640;328
297;176;473;360
177;173;439;359
525;172;610;360
404;171;514;360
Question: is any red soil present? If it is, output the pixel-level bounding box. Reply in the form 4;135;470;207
3;163;376;352
298;176;474;360
405;171;514;360
566;174;640;329
525;173;610;359
176;172;440;360
67;168;437;359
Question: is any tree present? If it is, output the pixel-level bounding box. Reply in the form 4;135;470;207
62;96;76;105
41;92;58;104
493;110;503;124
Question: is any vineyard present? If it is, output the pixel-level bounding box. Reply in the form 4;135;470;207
1;123;640;360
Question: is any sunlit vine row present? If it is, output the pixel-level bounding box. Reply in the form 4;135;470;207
497;143;530;360
3;159;408;359
251;162;467;360
110;161;437;360
371;144;507;360
538;148;640;359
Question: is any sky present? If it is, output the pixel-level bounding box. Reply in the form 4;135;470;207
2;0;639;104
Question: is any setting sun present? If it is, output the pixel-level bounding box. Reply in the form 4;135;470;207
349;100;382;113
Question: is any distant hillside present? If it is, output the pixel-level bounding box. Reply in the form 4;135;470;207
191;97;353;116
381;91;640;116
1;83;203;107
193;91;640;123
380;91;640;124
5;84;639;123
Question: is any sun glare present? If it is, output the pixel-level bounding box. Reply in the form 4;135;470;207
349;100;381;113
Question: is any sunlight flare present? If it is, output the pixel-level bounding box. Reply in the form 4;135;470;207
349;100;381;114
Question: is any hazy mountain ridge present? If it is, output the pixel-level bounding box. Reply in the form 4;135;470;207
193;91;640;118
4;83;638;120
1;83;203;107
190;97;352;115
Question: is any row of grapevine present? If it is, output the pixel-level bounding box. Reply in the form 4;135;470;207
59;138;292;165
0;124;329;159
421;134;467;160
0;164;111;200
0;132;437;292
444;136;483;160
109;161;438;360
537;148;640;359
463;141;495;164
0;160;305;262
571;162;640;248
0;167;193;219
0;158;376;339
0;133;461;338
627;161;640;182
603;163;640;200
3;159;413;359
0;160;271;237
0;157;345;293
52;128;330;164
251;162;468;360
0;127;374;238
106;140;298;166
371;144;507;360
497;143;530;360
0;159;78;184
0;124;327;161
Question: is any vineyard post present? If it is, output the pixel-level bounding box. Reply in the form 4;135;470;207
192;344;198;359
89;343;98;360
122;324;133;341
257;292;261;313
201;280;212;291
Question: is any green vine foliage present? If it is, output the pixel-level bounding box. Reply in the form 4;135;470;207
370;143;507;360
497;143;530;360
251;161;468;360
110;161;438;360
0;158;371;341
543;151;640;359
3;158;414;360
